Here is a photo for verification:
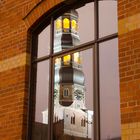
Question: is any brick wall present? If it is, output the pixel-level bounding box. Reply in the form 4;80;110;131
118;0;140;139
0;0;140;140
0;0;62;140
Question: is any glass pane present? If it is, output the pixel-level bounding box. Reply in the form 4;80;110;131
77;2;94;45
99;39;121;140
37;25;50;58
53;48;94;140
32;60;49;140
53;2;94;53
99;1;118;37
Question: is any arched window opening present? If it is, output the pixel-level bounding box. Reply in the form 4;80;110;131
63;55;71;65
29;1;120;140
56;19;62;30
63;88;69;97
63;18;70;29
71;116;75;125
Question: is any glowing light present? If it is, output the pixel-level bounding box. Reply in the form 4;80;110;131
55;58;61;64
63;55;71;65
71;20;77;30
56;19;61;30
74;52;81;64
63;18;70;29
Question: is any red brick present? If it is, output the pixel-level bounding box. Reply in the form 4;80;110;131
0;0;62;139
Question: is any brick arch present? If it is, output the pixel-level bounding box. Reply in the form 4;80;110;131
23;0;63;30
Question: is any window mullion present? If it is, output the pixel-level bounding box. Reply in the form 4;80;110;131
94;0;100;140
48;18;55;140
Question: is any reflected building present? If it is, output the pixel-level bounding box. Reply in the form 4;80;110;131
43;10;93;139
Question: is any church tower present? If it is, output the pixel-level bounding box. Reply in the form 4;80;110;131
42;10;93;138
54;10;86;110
54;10;80;53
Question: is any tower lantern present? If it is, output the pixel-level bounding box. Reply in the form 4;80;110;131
54;10;80;53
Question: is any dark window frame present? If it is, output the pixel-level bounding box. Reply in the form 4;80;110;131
27;0;118;140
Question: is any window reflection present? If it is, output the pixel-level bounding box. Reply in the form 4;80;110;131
54;10;79;53
74;52;81;64
63;88;69;97
51;48;94;140
71;19;77;34
53;2;94;53
63;55;71;65
56;19;62;30
63;18;70;29
33;1;120;140
51;3;94;139
71;19;77;30
55;58;61;65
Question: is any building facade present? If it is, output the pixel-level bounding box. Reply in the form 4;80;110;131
0;0;140;140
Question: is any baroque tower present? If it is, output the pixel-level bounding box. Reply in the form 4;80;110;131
43;10;93;138
54;10;86;110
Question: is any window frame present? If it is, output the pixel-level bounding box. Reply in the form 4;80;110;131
27;0;118;140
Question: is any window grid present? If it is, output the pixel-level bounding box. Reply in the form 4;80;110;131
27;0;118;140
